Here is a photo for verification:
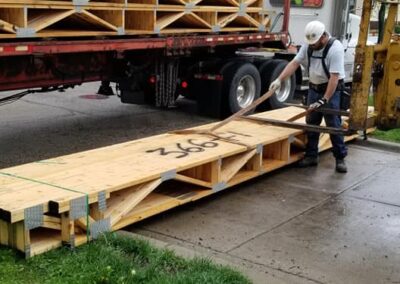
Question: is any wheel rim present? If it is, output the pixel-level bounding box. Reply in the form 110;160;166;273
274;77;291;102
236;75;256;108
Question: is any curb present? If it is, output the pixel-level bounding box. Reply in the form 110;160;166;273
116;230;312;284
353;136;400;153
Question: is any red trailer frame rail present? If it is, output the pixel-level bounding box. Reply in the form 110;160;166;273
0;32;288;57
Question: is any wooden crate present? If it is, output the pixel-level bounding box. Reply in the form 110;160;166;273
0;0;270;38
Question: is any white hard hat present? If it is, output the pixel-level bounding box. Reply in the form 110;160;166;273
304;21;325;45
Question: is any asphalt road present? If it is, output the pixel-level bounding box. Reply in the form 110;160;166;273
0;82;213;168
1;82;400;284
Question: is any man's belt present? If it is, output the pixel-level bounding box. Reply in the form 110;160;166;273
309;79;344;93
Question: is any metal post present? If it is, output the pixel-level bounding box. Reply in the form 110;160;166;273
348;0;374;131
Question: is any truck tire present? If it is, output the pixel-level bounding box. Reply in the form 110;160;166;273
259;59;295;109
222;62;261;115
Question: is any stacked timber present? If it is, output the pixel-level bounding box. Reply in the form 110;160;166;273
0;0;270;39
0;107;359;258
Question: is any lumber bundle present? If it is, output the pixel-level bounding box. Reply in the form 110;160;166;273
0;0;270;39
0;107;359;258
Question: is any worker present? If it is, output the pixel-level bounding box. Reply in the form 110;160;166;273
269;20;347;173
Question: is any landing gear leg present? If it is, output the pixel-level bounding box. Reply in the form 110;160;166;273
97;81;115;96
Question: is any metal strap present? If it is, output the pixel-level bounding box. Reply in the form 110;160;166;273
24;205;43;230
161;169;177;182
212;182;227;193
70;196;87;220
98;191;107;212
90;218;111;239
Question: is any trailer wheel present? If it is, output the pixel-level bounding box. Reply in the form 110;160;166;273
259;59;295;109
222;62;261;114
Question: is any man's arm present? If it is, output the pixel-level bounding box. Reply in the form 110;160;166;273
269;60;300;91
278;60;300;81
309;72;339;110
323;73;339;101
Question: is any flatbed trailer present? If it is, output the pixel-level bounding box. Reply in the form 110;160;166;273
0;0;295;117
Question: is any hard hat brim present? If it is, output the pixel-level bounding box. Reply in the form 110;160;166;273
305;36;321;45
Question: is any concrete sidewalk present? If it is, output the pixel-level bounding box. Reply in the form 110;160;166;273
127;142;400;284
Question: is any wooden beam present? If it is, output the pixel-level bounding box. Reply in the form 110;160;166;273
28;9;75;32
221;149;257;182
0;19;16;33
175;174;212;188
75;216;96;231
42;215;61;230
61;213;74;246
9;221;30;257
0;219;10;246
105;179;162;226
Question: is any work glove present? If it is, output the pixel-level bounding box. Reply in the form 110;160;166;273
269;78;281;91
309;97;327;110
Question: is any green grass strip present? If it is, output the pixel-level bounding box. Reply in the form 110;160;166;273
0;233;251;284
372;128;400;143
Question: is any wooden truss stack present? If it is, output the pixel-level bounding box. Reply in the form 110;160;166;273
0;107;360;258
0;0;270;39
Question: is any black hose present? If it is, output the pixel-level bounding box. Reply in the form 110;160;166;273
378;3;386;43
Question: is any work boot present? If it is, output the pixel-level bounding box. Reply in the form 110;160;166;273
336;159;347;173
298;156;319;167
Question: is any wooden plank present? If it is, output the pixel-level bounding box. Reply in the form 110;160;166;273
221;149;257;182
75;216;96;231
200;0;239;6
0;219;9;245
104;179;162;226
112;193;181;230
0;18;16;33
60;213;73;244
175;12;212;29
43;215;61;230
90;203;105;221
10;221;29;256
245;151;262;172
28;9;74;32
30;229;62;257
156;11;184;30
0;7;25;28
195;11;216;26
75;10;119;31
112;189;212;231
90;9;123;28
159;0;185;4
245;0;262;6
210;159;221;184
227;170;259;187
217;12;236;27
175;174;212;188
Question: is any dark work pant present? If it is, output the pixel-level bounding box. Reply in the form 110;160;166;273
305;89;347;159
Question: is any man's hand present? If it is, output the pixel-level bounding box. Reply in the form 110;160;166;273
309;98;327;110
269;78;281;91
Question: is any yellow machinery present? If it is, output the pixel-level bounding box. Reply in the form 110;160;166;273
349;0;400;130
